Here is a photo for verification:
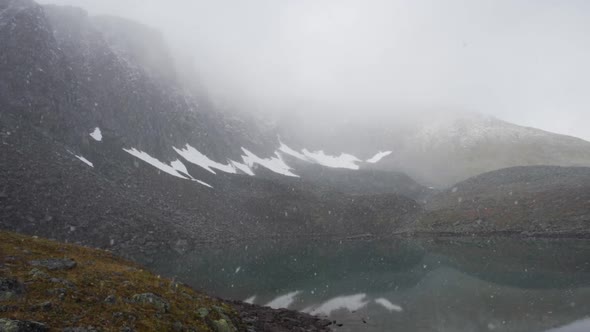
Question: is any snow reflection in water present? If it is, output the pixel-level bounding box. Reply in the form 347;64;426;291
265;290;301;309
306;293;369;316
374;298;403;312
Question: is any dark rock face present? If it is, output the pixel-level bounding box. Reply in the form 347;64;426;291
0;0;274;163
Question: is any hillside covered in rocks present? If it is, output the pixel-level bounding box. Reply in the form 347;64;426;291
411;166;590;236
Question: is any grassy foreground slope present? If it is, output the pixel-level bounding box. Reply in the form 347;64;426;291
0;230;240;331
0;230;330;332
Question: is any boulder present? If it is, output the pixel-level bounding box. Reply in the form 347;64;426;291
130;293;169;313
0;277;24;300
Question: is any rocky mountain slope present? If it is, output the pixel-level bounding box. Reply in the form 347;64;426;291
0;230;332;331
0;0;429;190
0;0;422;258
0;107;421;263
410;166;590;236
0;0;589;259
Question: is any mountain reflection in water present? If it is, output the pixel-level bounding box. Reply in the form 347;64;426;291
152;237;590;332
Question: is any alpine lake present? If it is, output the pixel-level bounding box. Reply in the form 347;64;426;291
152;236;590;332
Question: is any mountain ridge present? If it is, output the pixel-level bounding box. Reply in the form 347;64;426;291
1;0;589;265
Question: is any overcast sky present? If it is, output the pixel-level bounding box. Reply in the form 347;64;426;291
40;0;590;141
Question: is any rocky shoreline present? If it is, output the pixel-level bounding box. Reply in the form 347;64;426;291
229;301;332;332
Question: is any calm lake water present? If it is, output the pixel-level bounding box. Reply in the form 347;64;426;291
153;237;590;332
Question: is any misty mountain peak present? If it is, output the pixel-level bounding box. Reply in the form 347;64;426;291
1;0;36;12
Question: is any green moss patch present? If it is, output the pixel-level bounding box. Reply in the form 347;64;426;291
0;230;240;331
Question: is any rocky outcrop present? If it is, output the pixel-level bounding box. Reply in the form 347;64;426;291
231;301;333;332
130;293;170;313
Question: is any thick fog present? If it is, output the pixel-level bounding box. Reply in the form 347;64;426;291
39;0;590;141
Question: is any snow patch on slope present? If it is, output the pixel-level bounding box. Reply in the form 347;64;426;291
174;141;389;178
175;144;300;177
89;127;102;141
367;151;392;163
280;141;394;169
174;144;236;174
231;160;255;176
170;159;190;176
302;149;361;170
124;148;213;188
74;155;94;167
124;148;187;179
241;148;299;177
279;141;365;169
278;141;312;162
192;179;213;188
